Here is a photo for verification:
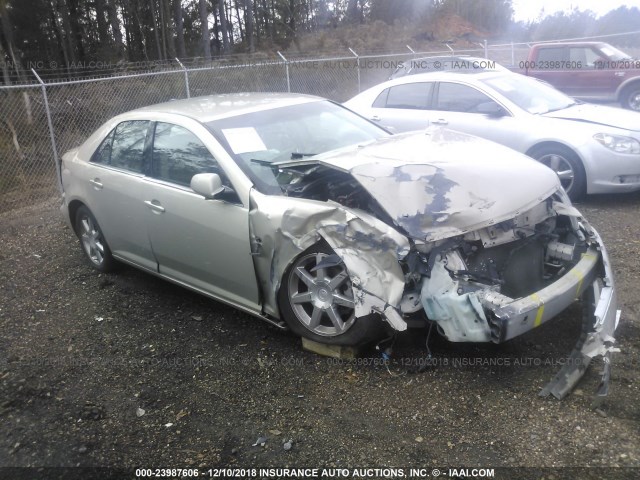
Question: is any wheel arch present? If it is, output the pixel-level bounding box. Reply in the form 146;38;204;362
616;77;640;102
525;141;589;183
68;199;86;235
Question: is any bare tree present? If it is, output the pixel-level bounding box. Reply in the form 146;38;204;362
218;0;230;54
245;0;254;52
149;0;163;59
173;0;186;58
95;0;110;44
162;0;176;57
106;0;124;58
199;0;212;60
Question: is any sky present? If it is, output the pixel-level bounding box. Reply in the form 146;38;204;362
512;0;640;22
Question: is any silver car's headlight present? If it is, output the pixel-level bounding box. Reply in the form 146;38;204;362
593;133;640;154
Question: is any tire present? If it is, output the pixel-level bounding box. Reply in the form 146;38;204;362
621;83;640;111
529;145;586;201
278;243;385;346
75;205;116;272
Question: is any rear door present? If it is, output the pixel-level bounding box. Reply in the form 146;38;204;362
140;121;260;310
364;82;435;132
82;120;156;270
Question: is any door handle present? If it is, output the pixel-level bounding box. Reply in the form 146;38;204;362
370;115;381;121
144;200;165;213
89;178;103;190
432;118;448;125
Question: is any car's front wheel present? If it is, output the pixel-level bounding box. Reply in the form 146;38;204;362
529;145;586;201
278;243;383;346
75;205;116;272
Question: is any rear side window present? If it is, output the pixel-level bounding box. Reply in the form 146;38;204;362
372;89;389;108
536;47;565;63
151;122;222;187
378;83;433;109
91;130;114;165
110;121;149;173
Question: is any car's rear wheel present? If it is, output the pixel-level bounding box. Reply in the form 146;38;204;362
75;205;116;272
621;83;640;111
278;243;384;346
529;145;586;201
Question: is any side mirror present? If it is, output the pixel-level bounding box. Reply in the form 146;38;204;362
477;102;506;117
191;173;225;199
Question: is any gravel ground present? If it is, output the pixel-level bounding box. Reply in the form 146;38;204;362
0;192;639;478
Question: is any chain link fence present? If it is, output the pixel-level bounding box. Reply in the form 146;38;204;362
1;32;638;213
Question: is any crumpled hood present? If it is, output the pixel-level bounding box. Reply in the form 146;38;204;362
283;129;560;242
543;103;640;132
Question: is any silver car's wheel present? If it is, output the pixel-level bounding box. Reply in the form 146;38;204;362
530;145;586;201
537;153;576;193
287;252;356;337
75;206;116;272
278;243;385;346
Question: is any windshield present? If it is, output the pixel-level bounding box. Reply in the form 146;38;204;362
481;74;576;114
206;100;388;194
599;44;632;61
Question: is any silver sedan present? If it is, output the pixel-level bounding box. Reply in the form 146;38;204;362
61;93;619;399
344;71;640;200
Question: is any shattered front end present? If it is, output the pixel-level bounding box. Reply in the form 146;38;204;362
413;191;620;401
270;130;620;400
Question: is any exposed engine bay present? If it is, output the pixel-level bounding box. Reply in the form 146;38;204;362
284;165;588;342
283;167;394;225
269;160;619;402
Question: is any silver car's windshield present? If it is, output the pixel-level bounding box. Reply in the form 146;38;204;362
206;101;388;194
481;74;576;114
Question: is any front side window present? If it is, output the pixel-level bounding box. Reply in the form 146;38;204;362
151;122;221;187
569;47;601;67
109;121;149;173
436;82;498;113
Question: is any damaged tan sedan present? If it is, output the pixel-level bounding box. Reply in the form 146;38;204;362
61;93;620;400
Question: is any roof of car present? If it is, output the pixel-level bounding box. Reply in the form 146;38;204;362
132;92;323;122
389;70;503;83
531;41;605;48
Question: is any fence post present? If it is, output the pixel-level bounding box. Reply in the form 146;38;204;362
31;69;62;194
511;41;515;67
175;58;190;98
277;51;290;93
348;47;360;93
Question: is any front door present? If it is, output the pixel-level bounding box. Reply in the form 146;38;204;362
140;121;260;310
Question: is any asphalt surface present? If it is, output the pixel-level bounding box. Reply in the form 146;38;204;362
0;192;639;478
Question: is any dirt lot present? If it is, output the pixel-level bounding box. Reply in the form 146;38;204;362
0;192;639;478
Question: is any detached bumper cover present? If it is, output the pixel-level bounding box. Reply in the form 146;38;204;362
478;230;620;401
539;237;620;403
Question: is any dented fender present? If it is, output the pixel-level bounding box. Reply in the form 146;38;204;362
248;190;410;330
